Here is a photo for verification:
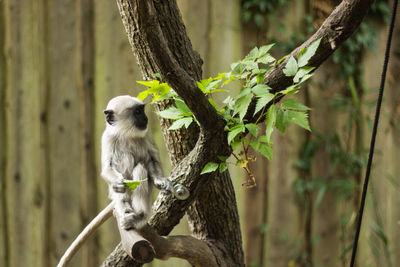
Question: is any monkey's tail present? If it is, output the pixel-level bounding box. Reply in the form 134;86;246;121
57;202;114;267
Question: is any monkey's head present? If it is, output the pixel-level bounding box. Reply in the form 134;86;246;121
104;95;148;138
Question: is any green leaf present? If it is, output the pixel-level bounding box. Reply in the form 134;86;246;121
168;117;193;130
280;85;299;95
175;100;192;115
231;140;241;150
208;98;220;111
246;47;259;59
137;80;160;87
258;135;269;143
201;162;219;174
259;144;273;160
233;93;253;120
258;44;274;57
137;90;150;101
250;140;273;160
281;98;311;111
283;56;298;77
287;110;311;131
227;124;246;144
124;180;143;191
151;84;172;102
157;107;182;119
256;74;265;84
299;73;313;84
277;56;286;65
217;155;229;161
293;66;315;83
231;62;246;73
219;162;228;173
252;84;271;96
154;91;174;102
258;54;275;64
244;60;258;71
196;80;207;93
276;109;289;133
205;79;221;93
236;87;252;99
245;123;259;137
136;80;172;102
265;105;277;143
297;38;321;67
254;93;274;115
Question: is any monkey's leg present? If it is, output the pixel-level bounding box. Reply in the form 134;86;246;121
112;190;147;230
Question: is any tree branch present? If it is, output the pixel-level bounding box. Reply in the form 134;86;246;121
137;224;218;266
118;0;224;131
248;0;375;122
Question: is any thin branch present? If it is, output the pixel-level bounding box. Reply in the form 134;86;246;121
57;203;113;267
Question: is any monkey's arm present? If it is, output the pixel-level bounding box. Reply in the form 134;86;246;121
101;133;126;192
147;138;173;194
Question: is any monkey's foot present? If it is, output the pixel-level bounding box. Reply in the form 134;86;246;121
120;212;146;230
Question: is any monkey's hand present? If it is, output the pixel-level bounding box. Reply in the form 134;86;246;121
112;181;127;193
111;175;128;193
153;178;173;195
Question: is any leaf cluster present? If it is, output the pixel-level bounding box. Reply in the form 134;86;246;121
137;39;321;183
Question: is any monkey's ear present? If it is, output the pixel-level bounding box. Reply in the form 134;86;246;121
104;110;115;125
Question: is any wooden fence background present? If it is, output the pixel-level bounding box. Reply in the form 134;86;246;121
1;0;399;266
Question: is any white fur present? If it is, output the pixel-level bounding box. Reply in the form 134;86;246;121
101;95;171;230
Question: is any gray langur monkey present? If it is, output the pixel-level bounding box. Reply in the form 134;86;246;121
57;95;189;267
102;95;173;230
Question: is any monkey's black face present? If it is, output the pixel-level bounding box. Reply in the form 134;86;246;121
130;104;148;130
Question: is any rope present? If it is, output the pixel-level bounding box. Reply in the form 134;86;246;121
349;0;398;266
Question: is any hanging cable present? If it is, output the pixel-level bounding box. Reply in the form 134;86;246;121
350;0;398;266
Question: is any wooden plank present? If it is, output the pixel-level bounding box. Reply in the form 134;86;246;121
0;1;9;266
203;0;242;77
309;65;344;267
3;0;46;266
387;17;400;264
76;0;99;266
46;0;82;265
265;127;303;266
39;1;52;266
360;25;398;266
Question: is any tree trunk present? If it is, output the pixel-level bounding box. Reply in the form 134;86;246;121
102;0;244;266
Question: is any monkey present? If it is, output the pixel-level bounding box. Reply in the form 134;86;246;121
57;95;189;267
101;95;173;230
